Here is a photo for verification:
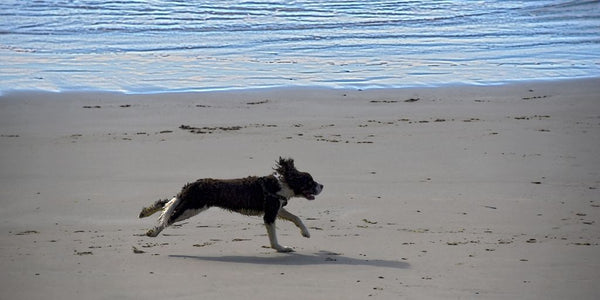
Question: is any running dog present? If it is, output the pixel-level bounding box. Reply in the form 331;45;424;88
138;157;323;252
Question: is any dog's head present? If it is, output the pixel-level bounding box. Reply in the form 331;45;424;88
275;157;323;200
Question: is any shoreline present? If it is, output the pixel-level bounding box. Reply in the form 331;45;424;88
2;76;600;97
1;77;599;299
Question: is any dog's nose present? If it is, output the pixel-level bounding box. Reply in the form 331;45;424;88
316;183;324;194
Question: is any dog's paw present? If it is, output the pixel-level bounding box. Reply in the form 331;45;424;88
146;229;158;237
301;230;310;238
275;245;295;253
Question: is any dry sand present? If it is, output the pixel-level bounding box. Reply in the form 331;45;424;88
1;78;599;299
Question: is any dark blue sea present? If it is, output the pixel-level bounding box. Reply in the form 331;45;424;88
1;0;599;93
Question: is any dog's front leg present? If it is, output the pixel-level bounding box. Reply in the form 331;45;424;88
264;196;293;252
278;208;310;238
264;222;293;252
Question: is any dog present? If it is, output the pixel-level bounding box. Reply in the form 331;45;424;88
138;157;323;252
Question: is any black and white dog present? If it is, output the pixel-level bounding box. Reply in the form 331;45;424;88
139;157;323;252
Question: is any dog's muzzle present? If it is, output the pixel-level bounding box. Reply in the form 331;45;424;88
315;183;323;195
305;183;323;200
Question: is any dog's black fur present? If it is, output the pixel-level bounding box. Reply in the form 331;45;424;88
139;157;323;252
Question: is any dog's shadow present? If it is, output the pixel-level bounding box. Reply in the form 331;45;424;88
170;250;409;269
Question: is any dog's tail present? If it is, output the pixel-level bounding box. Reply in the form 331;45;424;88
138;198;170;218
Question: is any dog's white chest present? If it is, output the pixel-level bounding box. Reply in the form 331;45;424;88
276;181;294;199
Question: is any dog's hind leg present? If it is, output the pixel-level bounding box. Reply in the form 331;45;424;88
146;197;180;237
139;198;170;218
145;198;208;237
169;205;208;224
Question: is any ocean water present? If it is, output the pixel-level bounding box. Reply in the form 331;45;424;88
1;0;599;93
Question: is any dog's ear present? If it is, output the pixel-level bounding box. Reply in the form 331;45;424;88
276;157;295;174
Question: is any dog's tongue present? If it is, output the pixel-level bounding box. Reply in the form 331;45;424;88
304;193;315;200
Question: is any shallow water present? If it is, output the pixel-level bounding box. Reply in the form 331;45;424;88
1;0;599;93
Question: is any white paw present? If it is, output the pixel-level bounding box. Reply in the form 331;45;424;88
275;245;295;253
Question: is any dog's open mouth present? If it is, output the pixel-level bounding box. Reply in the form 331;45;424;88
303;192;316;200
302;184;323;200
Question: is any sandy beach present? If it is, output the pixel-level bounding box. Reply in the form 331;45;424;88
1;78;599;299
